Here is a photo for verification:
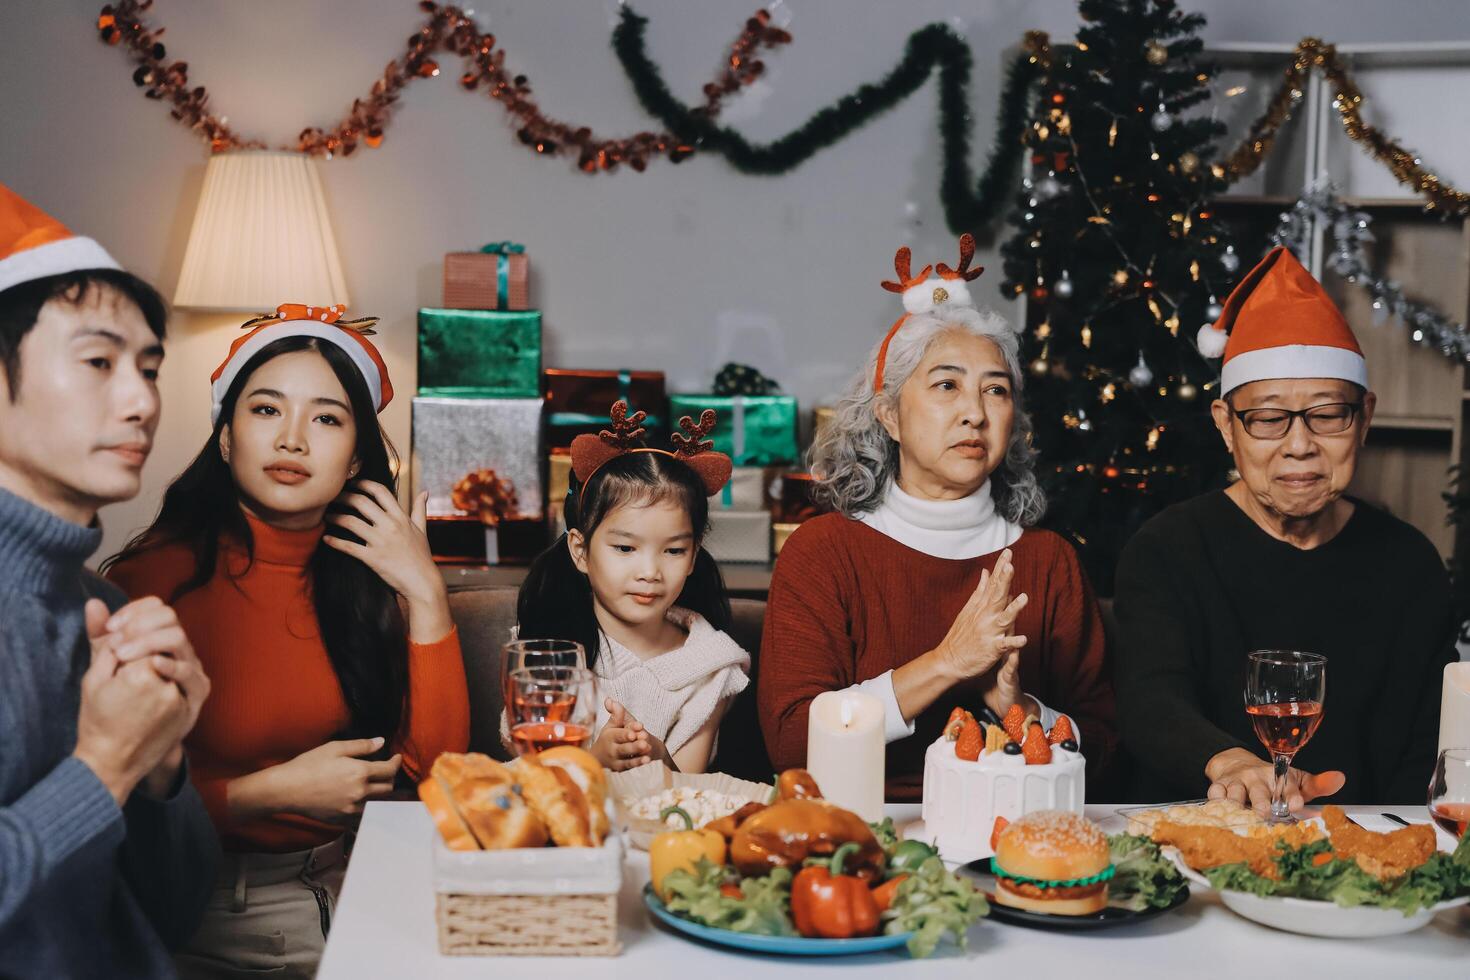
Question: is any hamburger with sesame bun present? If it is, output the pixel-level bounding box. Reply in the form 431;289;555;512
990;810;1112;915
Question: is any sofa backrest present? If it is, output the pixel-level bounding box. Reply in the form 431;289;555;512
446;585;771;778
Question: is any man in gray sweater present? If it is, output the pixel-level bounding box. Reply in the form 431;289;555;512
0;183;218;978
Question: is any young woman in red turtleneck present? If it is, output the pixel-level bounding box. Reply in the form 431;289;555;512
104;309;468;978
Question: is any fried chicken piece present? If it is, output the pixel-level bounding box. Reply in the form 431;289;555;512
1321;805;1436;879
1152;820;1283;878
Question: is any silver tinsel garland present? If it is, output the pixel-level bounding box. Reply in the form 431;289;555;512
1271;183;1470;362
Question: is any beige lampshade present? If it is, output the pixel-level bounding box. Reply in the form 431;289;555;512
174;150;348;311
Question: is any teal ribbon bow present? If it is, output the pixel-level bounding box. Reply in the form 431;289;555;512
478;242;525;308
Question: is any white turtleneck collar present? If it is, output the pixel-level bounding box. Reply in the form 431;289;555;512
858;479;1022;560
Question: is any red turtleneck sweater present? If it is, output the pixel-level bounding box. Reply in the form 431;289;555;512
760;515;1117;800
106;514;470;852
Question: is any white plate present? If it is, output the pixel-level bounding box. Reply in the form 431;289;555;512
1214;889;1469;939
1163;842;1470;938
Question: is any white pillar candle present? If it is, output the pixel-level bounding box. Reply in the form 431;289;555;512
806;689;885;822
1439;662;1470;754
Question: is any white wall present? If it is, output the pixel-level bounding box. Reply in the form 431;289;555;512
3;0;1469;563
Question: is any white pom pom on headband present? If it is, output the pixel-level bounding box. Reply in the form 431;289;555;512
209;303;392;425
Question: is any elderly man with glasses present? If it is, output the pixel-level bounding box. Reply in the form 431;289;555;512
1113;246;1457;813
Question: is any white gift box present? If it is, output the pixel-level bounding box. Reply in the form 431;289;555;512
703;510;771;563
709;465;777;513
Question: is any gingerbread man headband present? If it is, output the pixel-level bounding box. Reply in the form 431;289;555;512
873;233;984;393
569;400;733;505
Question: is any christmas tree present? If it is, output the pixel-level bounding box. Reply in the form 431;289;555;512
999;0;1243;592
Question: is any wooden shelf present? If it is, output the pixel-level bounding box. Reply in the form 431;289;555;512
1211;195;1450;213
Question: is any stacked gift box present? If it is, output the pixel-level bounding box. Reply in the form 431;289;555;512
412;243;546;564
669;376;801;564
544;368;668;531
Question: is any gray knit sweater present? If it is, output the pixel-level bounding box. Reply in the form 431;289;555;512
0;487;218;978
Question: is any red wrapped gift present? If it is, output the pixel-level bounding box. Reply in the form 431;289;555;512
775;471;829;524
544;368;667;449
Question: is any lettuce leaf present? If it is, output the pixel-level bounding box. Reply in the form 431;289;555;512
881;855;989;958
1107;833;1189;911
661;859;797;936
1203;831;1470;916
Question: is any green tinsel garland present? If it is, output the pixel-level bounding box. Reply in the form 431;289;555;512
612;7;1042;235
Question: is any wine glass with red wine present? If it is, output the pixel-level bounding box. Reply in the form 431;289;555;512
1244;650;1327;825
508;666;597;756
1428;747;1470;840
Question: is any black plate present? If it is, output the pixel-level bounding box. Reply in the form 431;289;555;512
976;882;1190;931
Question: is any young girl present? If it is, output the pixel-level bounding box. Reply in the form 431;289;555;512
517;401;748;773
104;304;470;979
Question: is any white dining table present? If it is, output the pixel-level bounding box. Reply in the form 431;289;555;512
318;802;1469;979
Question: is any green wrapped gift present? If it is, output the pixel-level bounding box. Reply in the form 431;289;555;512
668;394;799;466
417;308;541;398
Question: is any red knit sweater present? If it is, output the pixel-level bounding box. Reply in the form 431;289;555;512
107;513;471;852
759;514;1116;800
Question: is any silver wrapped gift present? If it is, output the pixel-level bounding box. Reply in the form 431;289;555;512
411;397;544;519
703;510;771;564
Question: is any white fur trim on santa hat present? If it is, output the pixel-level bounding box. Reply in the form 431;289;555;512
1196;323;1228;359
902;278;974;316
211;319;382;425
0;236;120;295
1220;344;1368;396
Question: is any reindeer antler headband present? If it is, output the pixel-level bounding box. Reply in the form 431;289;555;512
873;233;984;393
209;303;392;424
569;400;733;508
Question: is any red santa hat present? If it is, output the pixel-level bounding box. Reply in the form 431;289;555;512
210;303;392;424
1197;245;1366;396
0;182;121;294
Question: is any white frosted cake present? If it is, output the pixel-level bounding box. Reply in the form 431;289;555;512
917;712;1085;865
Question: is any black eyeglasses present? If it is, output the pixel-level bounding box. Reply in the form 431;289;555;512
1232;402;1363;440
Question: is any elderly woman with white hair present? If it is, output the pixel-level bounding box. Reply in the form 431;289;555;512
758;243;1116;800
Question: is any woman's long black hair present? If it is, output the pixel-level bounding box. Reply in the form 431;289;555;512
102;336;409;743
516;451;731;666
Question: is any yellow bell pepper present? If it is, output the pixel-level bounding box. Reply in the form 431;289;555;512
650;806;728;901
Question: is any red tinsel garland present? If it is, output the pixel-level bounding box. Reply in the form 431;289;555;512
97;0;790;172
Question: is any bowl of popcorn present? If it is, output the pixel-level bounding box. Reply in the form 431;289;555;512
606;764;771;850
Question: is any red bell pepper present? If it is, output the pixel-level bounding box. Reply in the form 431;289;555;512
791;842;881;939
870;873;909;912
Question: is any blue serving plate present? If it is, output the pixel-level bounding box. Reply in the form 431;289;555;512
642;884;913;956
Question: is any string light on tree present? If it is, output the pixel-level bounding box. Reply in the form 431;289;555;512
1221;244;1240;273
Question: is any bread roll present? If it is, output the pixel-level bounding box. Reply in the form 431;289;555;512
538;746;608;843
421;752;549;850
512;754;594;847
419;774;478;851
458;773;549;850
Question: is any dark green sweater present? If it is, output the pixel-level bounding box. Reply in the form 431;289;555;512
1114;490;1457;805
